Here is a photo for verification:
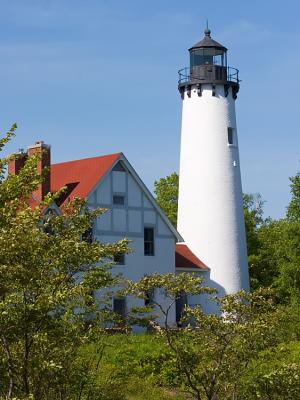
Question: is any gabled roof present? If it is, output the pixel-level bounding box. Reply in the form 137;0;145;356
50;152;182;241
175;243;209;271
51;153;121;206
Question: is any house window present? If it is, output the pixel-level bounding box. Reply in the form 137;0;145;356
82;227;93;244
113;297;126;319
144;227;154;256
113;195;125;206
145;288;155;306
227;127;234;145
175;293;188;326
114;252;125;265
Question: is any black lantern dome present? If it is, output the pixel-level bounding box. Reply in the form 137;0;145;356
178;28;239;98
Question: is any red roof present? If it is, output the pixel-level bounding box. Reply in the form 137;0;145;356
175;243;209;270
51;153;121;206
25;150;208;267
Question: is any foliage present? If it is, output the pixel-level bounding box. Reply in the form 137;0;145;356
0;125;129;399
2;124;300;399
243;193;264;257
56;326;300;400
78;334;187;400
154;172;179;227
247;220;278;291
242;172;300;302
247;217;300;302
126;272;215;327
270;220;300;302
128;272;283;400
241;341;300;399
287;172;300;221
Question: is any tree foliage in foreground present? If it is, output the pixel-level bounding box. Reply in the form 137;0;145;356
241;341;300;399
1;125;300;400
250;219;300;302
0;125;129;399
128;274;284;400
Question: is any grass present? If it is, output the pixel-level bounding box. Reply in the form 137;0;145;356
79;333;189;400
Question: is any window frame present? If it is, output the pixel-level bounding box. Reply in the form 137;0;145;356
144;288;155;306
113;252;125;265
175;292;188;326
113;194;125;207
144;226;155;256
227;127;235;146
113;297;126;319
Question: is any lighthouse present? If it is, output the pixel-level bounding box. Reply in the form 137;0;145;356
177;28;249;297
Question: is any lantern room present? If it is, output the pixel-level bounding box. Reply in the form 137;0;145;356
188;28;228;83
178;28;239;93
189;28;227;68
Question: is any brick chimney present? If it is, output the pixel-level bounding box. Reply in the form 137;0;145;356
8;149;27;175
27;141;51;201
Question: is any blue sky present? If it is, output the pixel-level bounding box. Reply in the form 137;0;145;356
1;0;299;219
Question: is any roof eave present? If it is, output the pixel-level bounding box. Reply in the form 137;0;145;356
189;44;227;51
176;267;209;272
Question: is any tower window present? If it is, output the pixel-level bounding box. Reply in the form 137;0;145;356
144;227;155;256
227;127;234;145
113;194;125;206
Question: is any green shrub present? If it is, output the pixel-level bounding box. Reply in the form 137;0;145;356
241;341;300;399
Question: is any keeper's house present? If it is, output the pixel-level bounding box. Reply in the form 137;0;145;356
8;141;209;325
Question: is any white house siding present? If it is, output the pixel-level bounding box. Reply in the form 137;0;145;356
128;210;142;233
175;269;217;315
87;164;177;326
96;209;111;231
112;209;126;232
96;173;111;204
157;215;171;236
112;171;126;193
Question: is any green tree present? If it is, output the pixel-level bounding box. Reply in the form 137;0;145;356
242;193;269;290
243;193;264;256
287;172;300;221
154;172;179;227
241;341;300;399
272;172;300;301
0;125;129;399
248;172;300;300
254;219;300;302
128;274;282;400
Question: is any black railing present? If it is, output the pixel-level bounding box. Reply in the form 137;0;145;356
178;66;240;85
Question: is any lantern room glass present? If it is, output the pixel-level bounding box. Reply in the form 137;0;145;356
190;48;227;68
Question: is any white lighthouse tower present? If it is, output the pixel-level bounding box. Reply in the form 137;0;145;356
177;28;249;297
